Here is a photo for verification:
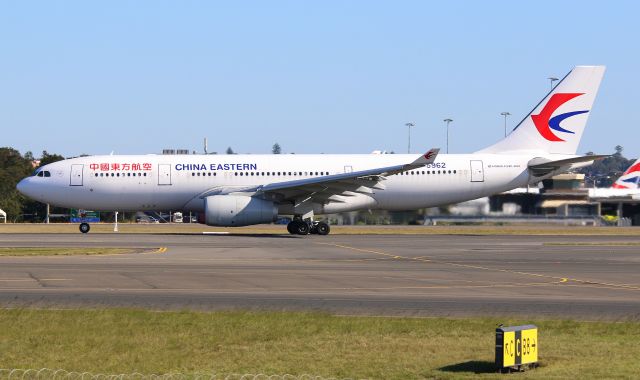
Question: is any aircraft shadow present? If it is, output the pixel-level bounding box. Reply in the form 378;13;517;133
438;360;496;374
153;233;300;239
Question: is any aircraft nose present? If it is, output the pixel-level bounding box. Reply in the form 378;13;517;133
16;178;31;197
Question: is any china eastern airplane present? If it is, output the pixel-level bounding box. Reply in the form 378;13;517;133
18;65;607;235
588;158;640;198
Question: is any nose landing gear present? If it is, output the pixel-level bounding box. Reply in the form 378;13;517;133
287;220;330;235
79;223;91;234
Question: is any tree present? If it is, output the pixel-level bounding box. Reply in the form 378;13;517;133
578;146;633;187
615;145;623;156
0;148;33;220
272;143;281;154
226;147;235;155
39;150;65;167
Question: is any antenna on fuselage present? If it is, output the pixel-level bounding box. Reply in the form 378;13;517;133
204;138;208;154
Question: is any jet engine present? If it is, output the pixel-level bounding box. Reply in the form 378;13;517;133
204;195;278;227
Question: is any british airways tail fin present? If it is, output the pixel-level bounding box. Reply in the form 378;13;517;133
478;66;606;155
612;158;640;189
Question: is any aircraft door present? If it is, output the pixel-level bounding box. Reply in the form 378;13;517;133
158;164;172;185
70;164;84;186
470;160;484;182
344;165;353;173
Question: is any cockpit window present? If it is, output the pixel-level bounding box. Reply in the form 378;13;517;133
33;170;51;178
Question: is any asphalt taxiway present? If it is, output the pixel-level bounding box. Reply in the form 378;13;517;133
0;232;639;319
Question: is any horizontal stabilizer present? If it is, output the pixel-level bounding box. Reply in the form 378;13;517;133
528;154;609;177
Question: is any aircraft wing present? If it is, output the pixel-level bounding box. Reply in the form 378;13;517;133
200;149;439;201
528;154;609;177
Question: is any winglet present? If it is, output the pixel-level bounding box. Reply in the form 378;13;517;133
409;148;440;167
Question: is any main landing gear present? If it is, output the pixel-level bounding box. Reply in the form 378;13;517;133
287;220;330;236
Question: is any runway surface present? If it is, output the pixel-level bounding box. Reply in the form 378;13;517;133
1;232;640;319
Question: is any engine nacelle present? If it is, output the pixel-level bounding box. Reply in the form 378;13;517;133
204;195;277;227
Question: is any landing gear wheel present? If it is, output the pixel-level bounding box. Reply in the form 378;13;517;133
294;221;310;235
79;223;90;234
287;221;296;234
316;222;330;236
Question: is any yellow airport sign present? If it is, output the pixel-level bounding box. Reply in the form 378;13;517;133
495;324;538;369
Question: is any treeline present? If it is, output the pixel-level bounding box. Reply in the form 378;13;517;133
0;147;64;221
580;146;636;187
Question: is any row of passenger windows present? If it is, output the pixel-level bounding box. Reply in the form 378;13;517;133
188;170;457;177
399;170;457;175
94;172;147;177
191;171;330;177
92;170;457;179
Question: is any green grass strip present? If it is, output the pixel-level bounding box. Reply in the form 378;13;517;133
0;309;639;379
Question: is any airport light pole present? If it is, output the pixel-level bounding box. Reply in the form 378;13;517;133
548;76;558;91
443;118;453;153
500;112;511;137
405;122;415;153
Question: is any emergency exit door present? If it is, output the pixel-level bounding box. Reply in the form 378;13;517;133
158;164;172;185
470;160;484;182
70;164;84;186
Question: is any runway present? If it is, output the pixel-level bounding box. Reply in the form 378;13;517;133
1;232;640;319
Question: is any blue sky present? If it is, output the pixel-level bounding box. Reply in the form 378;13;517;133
2;1;639;158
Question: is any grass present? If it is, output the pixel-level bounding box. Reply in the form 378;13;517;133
0;247;145;256
0;309;638;379
1;223;640;236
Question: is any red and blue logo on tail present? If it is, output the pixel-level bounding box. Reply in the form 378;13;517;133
612;161;640;189
531;93;589;142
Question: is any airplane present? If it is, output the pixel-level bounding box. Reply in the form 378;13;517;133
588;158;640;198
17;65;606;235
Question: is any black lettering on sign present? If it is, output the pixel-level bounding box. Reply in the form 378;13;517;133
515;330;522;365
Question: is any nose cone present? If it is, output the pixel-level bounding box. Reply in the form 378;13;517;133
16;177;32;198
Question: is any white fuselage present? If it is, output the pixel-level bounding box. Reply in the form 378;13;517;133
588;188;640;199
17;153;554;215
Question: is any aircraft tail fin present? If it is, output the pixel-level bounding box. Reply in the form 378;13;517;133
612;158;640;189
478;66;606;155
